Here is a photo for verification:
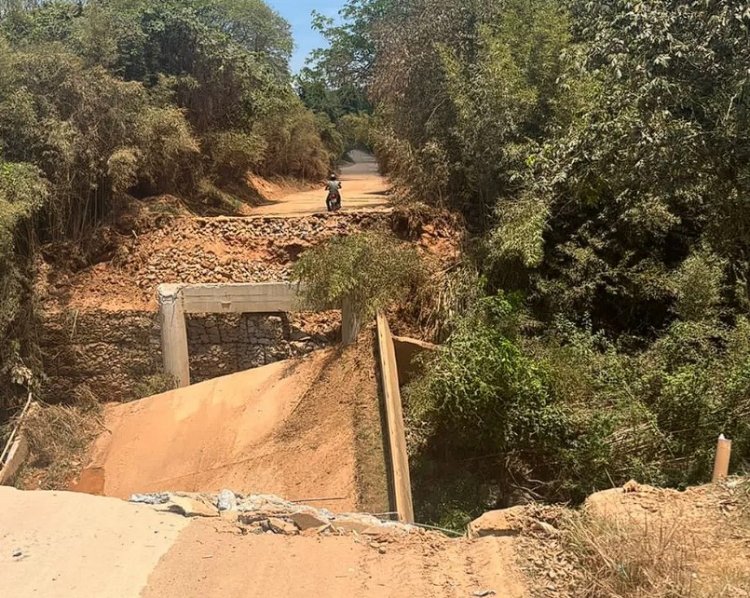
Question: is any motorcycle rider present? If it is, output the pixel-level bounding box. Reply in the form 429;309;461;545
326;173;342;211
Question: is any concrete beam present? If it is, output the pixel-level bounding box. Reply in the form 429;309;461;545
180;282;300;314
157;282;358;389
376;312;415;523
158;285;190;388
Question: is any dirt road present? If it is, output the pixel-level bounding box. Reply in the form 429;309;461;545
0;487;189;597
250;150;390;216
0;487;526;598
144;518;526;598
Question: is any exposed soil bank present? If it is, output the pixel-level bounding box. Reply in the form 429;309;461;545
74;339;388;516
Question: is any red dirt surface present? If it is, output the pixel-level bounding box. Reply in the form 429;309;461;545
248;150;390;216
73;341;385;514
142;518;527;598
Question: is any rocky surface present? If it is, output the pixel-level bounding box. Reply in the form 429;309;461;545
131;491;415;539
37;207;461;402
40;310;339;403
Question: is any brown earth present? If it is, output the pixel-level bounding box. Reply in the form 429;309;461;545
513;479;750;597
73;335;388;515
142;517;526;598
4;154;524;597
0;486;527;598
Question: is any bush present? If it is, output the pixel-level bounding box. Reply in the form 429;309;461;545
204;130;266;183
408;295;750;508
293;232;425;323
20;386;104;489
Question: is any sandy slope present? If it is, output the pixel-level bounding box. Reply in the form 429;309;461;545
249;150;390;216
73;344;384;514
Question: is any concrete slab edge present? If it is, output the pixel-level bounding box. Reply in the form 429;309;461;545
376;311;415;524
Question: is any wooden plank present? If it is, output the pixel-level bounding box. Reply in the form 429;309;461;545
0;437;29;486
341;297;361;346
180;283;300;314
376;312;415;523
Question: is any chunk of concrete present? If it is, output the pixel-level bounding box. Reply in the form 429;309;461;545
291;511;330;531
467;507;525;539
267;517;299;535
167;495;220;518
332;514;382;534
217;490;237;512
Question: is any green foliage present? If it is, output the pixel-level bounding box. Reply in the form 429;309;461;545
204;130;265;183
670;250;726;322
409;295;559;452
310;0;750;515
293;233;424;322
0;159;46;398
0;0;335;409
489;197;548;268
337;112;375;152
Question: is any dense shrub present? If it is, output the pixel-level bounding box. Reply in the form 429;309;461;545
318;0;750;516
293;232;425;323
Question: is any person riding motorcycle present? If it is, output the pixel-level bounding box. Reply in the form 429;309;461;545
325;174;342;212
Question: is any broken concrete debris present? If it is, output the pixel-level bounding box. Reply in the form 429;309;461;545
290;511;330;531
130;493;171;505
216;489;237;512
166;495;220;518
267;517;299;535
129;491;415;537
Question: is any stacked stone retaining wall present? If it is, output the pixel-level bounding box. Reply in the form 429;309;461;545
41;310;336;403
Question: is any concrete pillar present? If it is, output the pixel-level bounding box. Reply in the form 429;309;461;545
341;297;360;346
158;285;190;388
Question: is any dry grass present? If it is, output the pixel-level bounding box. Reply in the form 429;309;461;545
561;481;750;598
131;373;177;401
19;385;104;490
566;513;698;597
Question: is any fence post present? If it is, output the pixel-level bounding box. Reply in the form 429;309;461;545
712;434;732;482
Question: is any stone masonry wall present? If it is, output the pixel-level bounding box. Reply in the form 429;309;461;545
41;310;162;404
186;313;333;384
41;310;337;403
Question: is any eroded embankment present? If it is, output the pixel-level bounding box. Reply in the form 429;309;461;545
73;335;389;516
37;212;388;402
36;208;459;403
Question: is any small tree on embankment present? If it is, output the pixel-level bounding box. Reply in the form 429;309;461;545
293;232;424;341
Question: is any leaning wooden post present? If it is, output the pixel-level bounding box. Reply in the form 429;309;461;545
712;434;732;482
341;297;360;346
158;284;190;388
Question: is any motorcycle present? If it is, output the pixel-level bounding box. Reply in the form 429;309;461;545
326;191;342;212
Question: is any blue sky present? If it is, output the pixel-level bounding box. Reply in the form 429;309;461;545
267;0;344;72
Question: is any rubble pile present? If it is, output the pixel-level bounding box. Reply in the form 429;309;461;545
131;491;415;539
126;213;389;289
